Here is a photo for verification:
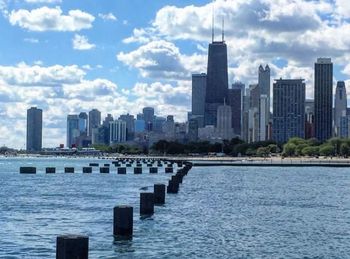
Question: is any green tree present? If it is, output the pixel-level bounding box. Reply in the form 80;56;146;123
295;143;308;156
246;148;256;156
319;144;334;156
288;137;307;146
283;143;296;157
301;146;319;156
267;144;278;153
340;143;350;157
257;147;270;157
327;137;342;155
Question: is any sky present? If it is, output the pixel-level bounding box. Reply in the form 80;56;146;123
0;0;350;149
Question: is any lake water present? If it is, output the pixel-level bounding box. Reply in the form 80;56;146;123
1;157;350;258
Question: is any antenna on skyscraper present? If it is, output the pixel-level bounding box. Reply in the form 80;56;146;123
222;17;225;42
212;0;215;42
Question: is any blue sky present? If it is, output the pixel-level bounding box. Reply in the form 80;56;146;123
0;0;350;148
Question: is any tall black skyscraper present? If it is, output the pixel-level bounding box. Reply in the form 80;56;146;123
26;107;43;152
204;27;229;126
314;58;333;142
272;79;305;143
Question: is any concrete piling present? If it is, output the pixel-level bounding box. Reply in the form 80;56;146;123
56;234;89;259
45;167;56;174
100;167;110;174
149;167;158;174
113;206;133;239
134;167;142;174
165;167;173;173
154;184;166;205
83;167;92;173
20;167;36;174
64;167;74;173
140;192;154;215
89;163;99;167
117;167;127;174
167;180;179;194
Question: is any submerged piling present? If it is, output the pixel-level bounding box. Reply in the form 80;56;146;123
20;167;36;174
118;167;127;174
100;167;110;174
154;184;166;205
45;167;56;174
149;167;158;174
83;167;92;174
134;167;142;174
64;167;74;173
140;192;154;215
113;206;133;239
56;234;89;259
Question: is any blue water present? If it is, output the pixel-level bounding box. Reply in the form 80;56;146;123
1;157;350;258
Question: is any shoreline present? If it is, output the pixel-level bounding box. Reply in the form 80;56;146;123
4;155;350;167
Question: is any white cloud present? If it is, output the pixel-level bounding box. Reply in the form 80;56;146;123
72;34;95;50
63;79;118;100
98;12;117;21
24;37;39;43
9;6;95;31
0;62;85;86
335;0;350;18
117;40;206;80
25;0;62;3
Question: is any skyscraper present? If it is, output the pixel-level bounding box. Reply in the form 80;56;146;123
88;109;101;137
163;115;175;139
110;120;127;144
334;81;347;137
248;84;260;143
258;65;271;141
204;39;228;126
67;115;79;148
314;58;333;142
228;82;244;136
191;73;207;127
143;107;155;131
26;107;42;152
216;103;233;140
273;79;305;143
119;113;135;140
305;99;315;139
78;112;88;135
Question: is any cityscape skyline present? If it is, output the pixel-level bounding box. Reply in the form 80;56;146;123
1;0;350;148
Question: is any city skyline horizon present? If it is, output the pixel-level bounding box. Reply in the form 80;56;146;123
1;0;350;148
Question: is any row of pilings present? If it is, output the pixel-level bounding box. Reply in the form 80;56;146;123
20;158;192;258
19;158;180;174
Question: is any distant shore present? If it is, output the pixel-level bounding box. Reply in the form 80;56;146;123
2;154;350;167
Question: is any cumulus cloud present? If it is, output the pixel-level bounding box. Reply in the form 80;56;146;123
63;79;118;100
117;40;206;80
0;63;85;86
72;34;95;50
98;12;117;21
9;6;95;31
25;0;62;3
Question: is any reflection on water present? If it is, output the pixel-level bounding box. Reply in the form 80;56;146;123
1;157;350;258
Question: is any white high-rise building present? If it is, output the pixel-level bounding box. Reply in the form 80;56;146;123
259;95;268;141
334;81;347;137
258;65;271;141
216;103;233;140
110;120;127;144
